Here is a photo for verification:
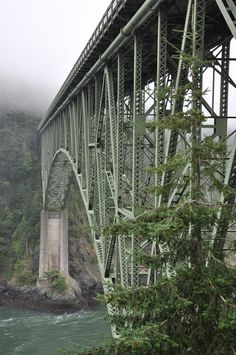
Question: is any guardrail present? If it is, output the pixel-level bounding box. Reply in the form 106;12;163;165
46;0;127;120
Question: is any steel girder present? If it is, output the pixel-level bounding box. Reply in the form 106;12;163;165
40;0;236;321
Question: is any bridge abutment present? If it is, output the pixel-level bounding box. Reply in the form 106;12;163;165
38;210;68;286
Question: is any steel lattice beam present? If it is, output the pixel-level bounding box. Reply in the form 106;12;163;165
39;0;236;329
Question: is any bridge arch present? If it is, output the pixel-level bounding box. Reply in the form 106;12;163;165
39;149;99;282
45;150;72;210
38;0;236;321
44;149;89;212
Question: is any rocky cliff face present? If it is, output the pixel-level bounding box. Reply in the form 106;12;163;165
0;178;102;312
0;282;86;313
0;230;102;312
0;108;102;310
67;179;102;303
35;180;103;308
69;237;102;300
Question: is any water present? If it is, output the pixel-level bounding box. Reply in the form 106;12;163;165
0;307;111;354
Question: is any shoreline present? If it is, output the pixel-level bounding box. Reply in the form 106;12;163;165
0;281;100;314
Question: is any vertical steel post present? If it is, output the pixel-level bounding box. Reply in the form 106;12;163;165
117;53;128;287
132;33;143;286
148;6;168;285
155;7;167;203
82;90;89;193
216;41;230;138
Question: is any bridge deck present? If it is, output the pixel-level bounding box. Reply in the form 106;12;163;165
45;0;145;121
38;0;236;323
40;0;231;132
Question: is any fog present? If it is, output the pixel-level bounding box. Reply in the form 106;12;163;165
0;1;236;119
0;0;111;115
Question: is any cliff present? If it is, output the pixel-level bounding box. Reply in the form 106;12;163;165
0;109;102;311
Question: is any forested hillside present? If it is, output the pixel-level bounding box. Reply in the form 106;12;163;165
0;109;101;300
0;110;41;283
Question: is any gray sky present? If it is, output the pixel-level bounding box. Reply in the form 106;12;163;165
0;0;111;114
0;0;236;119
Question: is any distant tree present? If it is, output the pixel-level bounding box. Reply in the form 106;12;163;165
12;216;31;256
0;109;41;281
0;179;9;208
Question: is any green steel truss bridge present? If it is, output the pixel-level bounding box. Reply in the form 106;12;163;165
38;0;236;299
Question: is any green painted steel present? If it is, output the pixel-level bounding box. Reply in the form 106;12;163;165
39;0;236;326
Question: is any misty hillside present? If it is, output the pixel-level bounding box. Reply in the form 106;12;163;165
0;108;42;282
0;78;55;116
0;102;101;296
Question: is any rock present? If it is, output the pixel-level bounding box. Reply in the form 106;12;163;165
0;281;87;313
69;237;102;301
0;183;103;313
0;235;102;313
0;285;6;293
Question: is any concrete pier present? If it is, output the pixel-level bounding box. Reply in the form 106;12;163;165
38;210;68;282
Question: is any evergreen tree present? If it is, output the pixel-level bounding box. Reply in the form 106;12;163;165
75;51;236;355
0;110;41;281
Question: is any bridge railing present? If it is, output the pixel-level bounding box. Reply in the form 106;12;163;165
77;0;124;68
45;0;127;121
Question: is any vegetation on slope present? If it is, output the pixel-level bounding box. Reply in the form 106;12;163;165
0;110;41;284
0;109;101;297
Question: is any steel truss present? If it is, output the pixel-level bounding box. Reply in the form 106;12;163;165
39;0;236;324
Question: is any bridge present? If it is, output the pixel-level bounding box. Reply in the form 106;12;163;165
37;0;236;296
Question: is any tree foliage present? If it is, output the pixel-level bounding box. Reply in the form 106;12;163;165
45;270;68;293
0;110;42;281
75;53;236;354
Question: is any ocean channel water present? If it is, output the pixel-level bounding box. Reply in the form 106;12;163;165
0;306;111;354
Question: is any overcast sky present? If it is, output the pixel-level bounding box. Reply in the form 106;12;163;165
0;0;111;114
0;0;236;119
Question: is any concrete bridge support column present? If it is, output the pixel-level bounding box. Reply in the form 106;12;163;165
38;210;68;285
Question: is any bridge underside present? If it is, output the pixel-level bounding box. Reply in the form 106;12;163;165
39;0;236;298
